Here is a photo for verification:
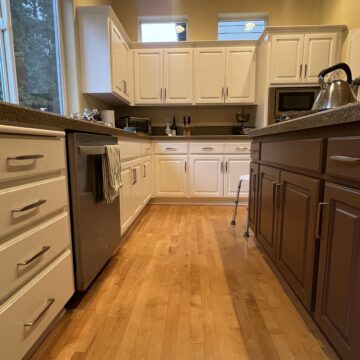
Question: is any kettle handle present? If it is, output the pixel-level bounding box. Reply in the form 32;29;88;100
318;62;353;84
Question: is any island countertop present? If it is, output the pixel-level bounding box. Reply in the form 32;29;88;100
249;102;360;138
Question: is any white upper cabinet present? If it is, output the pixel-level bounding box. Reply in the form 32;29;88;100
270;32;340;84
303;33;338;83
225;47;256;103
270;34;304;84
164;49;193;104
134;49;164;104
195;48;226;104
78;7;132;104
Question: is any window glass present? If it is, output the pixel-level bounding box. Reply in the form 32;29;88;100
10;0;63;113
218;19;266;41
141;22;187;42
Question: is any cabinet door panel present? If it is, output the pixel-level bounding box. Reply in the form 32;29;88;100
155;156;188;197
142;158;152;204
315;183;360;360
134;49;163;104
132;162;143;216
110;21;123;97
195;48;225;104
276;171;320;310
248;162;259;233
257;165;280;260
223;156;250;197
190;156;223;197
303;33;337;84
164;49;193;104
270;34;304;84
120;165;134;233
225;47;256;103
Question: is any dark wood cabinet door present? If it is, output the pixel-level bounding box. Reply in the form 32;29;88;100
276;171;320;311
257;165;280;261
248;162;259;233
315;183;360;360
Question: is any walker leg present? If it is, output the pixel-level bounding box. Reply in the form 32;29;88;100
243;205;250;238
231;180;242;225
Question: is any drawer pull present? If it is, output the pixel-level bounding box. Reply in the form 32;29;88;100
165;147;176;151
329;155;360;163
235;147;248;151
7;154;44;160
17;246;51;266
24;298;55;328
202;147;214;151
12;199;47;213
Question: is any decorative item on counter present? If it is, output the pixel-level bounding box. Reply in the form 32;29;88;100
100;110;115;127
165;119;171;136
171;116;177;136
183;115;192;136
232;107;255;135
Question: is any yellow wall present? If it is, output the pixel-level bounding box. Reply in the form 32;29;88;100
320;0;360;29
111;0;324;41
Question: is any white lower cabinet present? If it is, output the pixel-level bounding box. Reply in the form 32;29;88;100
142;156;152;204
120;162;134;233
132;161;143;217
223;156;251;197
189;155;223;197
154;155;188;197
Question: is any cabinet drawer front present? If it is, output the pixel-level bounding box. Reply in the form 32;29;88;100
141;142;151;156
189;143;224;154
0;177;68;240
224;142;250;155
0;251;74;360
0;134;66;182
326;137;360;181
118;140;142;161
0;214;71;303
261;139;323;172
153;142;188;154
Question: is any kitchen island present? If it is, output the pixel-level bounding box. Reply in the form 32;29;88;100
248;102;360;360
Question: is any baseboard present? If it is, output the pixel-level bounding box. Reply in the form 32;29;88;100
149;197;248;206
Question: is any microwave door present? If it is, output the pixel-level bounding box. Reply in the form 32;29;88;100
275;90;316;117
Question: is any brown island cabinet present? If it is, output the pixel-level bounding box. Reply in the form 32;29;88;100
248;123;360;360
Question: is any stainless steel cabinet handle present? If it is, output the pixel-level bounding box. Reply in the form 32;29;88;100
134;168;137;184
304;64;308;78
24;298;55;327
202;147;214;151
7;154;44;161
221;87;224;100
12;199;47;213
316;202;329;239
225;161;228;173
272;182;277;205
123;80;126;92
300;64;303;77
17;246;51;266
184;161;187;173
226;87;229;99
132;169;136;185
329;155;360;163
252;173;257;191
160;88;163;101
235;147;248;151
143;164;146;178
165;147;176;151
164;88;166;100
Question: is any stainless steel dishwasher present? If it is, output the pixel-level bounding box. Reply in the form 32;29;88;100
67;132;121;291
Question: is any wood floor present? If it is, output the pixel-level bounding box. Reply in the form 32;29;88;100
31;205;337;360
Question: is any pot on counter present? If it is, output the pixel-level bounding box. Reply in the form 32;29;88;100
312;63;357;111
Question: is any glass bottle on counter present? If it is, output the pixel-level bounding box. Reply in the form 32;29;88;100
171;116;177;136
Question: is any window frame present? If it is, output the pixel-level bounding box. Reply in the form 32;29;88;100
217;13;268;41
0;0;66;114
138;16;188;43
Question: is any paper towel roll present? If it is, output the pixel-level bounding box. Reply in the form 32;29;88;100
101;110;115;127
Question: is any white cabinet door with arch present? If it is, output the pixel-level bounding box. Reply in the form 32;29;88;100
110;21;123;97
189;155;223;197
303;33;338;84
270;34;304;84
164;48;193;104
195;48;226;104
223;156;250;197
155;155;188;197
134;49;163;104
225;47;256;103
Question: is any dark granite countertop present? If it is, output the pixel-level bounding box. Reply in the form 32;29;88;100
0;101;252;141
249;102;360;138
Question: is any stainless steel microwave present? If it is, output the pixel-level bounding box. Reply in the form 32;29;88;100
268;87;320;124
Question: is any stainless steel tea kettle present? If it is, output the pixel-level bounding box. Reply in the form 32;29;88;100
312;63;357;111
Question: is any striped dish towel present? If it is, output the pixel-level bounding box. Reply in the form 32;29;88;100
102;145;122;203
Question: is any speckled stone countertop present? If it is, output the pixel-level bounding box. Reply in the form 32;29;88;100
0;101;148;139
249;102;360;138
0;101;251;141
